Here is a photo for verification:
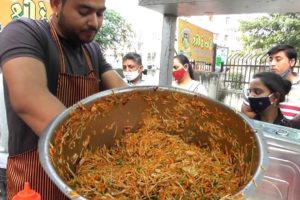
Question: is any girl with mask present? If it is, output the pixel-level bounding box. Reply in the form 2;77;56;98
247;72;300;129
172;54;207;95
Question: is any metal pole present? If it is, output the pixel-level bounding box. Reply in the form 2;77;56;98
159;15;177;86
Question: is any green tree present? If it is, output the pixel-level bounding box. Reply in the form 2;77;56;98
239;13;300;53
95;9;135;57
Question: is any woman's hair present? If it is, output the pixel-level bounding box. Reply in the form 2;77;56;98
174;54;194;80
253;72;292;102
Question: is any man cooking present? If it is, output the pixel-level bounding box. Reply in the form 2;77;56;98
0;0;126;199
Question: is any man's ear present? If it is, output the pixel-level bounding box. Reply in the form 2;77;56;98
289;58;296;67
139;65;144;72
50;0;63;14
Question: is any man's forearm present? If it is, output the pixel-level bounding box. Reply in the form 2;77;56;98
13;92;66;136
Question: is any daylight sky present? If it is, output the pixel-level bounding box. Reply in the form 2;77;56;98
106;0;163;36
105;0;163;68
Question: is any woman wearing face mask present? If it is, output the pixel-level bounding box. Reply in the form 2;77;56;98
247;72;300;129
172;54;208;95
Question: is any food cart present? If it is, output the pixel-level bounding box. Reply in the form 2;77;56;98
138;1;300;199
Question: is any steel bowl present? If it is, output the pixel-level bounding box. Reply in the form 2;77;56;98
39;86;268;199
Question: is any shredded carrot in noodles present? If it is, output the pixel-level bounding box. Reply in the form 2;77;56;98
68;130;241;199
50;91;254;200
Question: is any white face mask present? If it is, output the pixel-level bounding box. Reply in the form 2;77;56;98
123;70;140;81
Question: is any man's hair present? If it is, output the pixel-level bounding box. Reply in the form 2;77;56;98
267;44;298;65
50;0;67;7
122;52;142;66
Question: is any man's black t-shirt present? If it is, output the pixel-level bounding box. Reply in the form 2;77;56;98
0;18;112;156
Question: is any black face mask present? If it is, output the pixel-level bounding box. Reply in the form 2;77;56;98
248;96;272;114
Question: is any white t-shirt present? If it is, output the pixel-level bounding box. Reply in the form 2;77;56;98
123;75;157;86
279;75;300;119
172;80;208;96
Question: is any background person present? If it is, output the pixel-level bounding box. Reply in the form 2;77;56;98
172;54;208;95
0;0;126;199
247;72;299;129
122;52;154;86
242;44;300;121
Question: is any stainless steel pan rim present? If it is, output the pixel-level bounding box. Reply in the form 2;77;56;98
38;86;269;200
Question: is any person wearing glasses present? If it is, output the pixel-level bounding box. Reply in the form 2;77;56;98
242;44;300;122
246;72;299;129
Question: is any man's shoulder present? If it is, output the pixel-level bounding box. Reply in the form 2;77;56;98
140;75;158;86
0;18;50;67
5;17;47;30
284;75;300;104
0;17;49;42
293;74;300;85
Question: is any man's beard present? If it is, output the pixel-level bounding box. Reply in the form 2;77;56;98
57;13;82;43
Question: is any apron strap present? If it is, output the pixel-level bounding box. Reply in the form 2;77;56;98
82;46;95;74
49;19;65;73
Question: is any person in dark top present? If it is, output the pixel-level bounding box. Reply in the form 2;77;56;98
0;0;126;199
246;72;300;129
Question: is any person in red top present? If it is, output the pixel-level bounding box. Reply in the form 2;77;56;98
0;0;126;199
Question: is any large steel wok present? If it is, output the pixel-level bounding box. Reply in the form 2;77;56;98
38;86;268;199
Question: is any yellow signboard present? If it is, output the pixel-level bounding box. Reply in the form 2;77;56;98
0;0;52;31
178;19;214;63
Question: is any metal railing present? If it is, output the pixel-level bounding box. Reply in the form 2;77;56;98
223;53;300;90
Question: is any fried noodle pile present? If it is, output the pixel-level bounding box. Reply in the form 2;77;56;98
51;91;254;200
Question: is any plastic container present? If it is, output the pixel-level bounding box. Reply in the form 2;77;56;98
12;182;41;200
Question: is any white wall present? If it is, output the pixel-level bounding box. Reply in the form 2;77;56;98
0;74;8;168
